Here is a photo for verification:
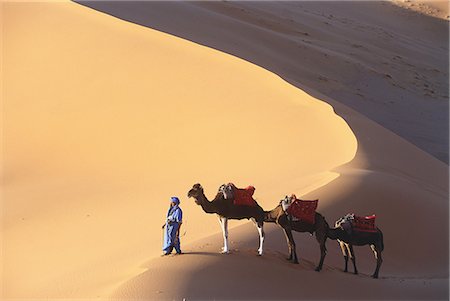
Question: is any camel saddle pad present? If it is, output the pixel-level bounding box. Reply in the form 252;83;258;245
352;215;377;232
286;199;318;224
232;186;257;206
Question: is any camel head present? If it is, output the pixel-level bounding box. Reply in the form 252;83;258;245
325;216;347;240
187;183;204;205
334;217;345;228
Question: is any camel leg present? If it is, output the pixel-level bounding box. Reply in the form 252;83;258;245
371;244;383;279
218;216;229;254
282;226;293;261
315;231;327;272
339;241;349;272
347;244;358;275
282;227;298;264
256;221;265;256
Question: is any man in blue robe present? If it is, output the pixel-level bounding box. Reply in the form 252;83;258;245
162;196;183;255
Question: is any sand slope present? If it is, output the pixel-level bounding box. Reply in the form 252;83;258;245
78;0;450;164
2;2;356;298
2;1;448;300
392;0;449;19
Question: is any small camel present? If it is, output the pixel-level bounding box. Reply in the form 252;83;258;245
187;183;265;255
264;196;329;271
327;216;384;278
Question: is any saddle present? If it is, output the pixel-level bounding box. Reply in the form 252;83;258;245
220;183;257;207
352;214;377;233
283;195;318;224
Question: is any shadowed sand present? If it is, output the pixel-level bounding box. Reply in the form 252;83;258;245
2;1;448;300
113;223;448;300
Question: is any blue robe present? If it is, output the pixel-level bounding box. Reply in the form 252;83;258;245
163;205;183;254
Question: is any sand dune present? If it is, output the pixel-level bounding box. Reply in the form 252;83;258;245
78;0;449;164
73;1;448;300
3;1;355;298
392;0;449;19
2;0;448;300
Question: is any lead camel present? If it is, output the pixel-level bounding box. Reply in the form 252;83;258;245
187;183;265;255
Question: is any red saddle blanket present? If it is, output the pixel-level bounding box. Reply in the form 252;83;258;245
232;186;257;207
352;215;377;232
286;199;318;224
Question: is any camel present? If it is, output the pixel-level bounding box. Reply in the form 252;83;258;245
187;183;265;255
327;216;384;278
264;196;329;271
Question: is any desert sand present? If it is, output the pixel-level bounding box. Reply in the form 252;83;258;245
2;0;448;300
393;0;449;19
79;0;450;164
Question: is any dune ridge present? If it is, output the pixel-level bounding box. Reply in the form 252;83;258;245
79;0;449;164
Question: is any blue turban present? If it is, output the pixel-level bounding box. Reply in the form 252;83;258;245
170;197;180;204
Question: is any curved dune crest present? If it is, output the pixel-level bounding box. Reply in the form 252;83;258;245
3;2;356;298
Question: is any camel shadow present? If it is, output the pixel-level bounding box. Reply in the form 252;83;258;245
175;251;224;256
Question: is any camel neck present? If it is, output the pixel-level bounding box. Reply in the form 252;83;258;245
264;205;282;223
327;227;343;240
197;192;218;214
